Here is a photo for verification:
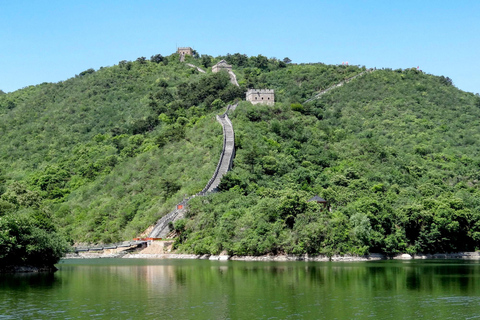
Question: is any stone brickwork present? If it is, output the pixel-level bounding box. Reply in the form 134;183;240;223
177;47;193;56
212;60;232;73
178;47;193;62
246;89;275;105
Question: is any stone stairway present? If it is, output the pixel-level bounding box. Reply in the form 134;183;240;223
149;201;187;238
148;62;239;239
186;63;206;73
228;70;239;86
207;114;235;192
148;102;237;238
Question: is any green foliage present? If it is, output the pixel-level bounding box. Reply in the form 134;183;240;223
0;211;69;268
1;52;480;257
291;103;304;113
0;180;69;268
175;67;480;256
177;71;243;108
150;54;164;64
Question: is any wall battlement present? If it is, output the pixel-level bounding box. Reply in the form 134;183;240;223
247;89;274;94
246;89;275;105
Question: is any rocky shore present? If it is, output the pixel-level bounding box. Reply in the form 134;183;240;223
62;240;480;261
65;251;480;261
124;252;480;261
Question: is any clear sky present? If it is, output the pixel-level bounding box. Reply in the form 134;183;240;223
1;0;479;94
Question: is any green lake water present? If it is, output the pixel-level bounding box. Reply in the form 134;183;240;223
1;259;480;319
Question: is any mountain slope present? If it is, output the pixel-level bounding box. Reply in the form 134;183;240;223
176;68;480;256
2;53;479;255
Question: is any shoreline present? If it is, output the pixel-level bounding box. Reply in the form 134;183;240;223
64;251;480;261
0;265;58;274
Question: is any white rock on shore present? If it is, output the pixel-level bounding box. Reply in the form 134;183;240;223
63;250;480;262
394;254;413;260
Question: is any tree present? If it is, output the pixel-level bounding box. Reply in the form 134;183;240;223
0;211;69;270
201;55;212;68
439;75;453;86
78;68;95;77
136;56;147;64
0;90;5;95
150;54;164;63
283;57;292;64
250;55;269;70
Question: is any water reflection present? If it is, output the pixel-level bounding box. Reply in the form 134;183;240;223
1;259;480;319
0;272;59;290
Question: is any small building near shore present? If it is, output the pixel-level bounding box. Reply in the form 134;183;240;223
212;60;232;73
246;89;275;105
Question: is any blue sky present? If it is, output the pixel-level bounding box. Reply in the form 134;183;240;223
1;0;479;94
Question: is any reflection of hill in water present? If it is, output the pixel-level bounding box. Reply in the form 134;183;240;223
0;272;59;291
3;260;480;319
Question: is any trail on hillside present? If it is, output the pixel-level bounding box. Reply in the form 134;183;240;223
304;68;374;103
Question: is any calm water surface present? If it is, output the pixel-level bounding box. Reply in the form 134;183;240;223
1;259;480;319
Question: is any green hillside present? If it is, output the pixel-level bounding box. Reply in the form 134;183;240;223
1;52;480;260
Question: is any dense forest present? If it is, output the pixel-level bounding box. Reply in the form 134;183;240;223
1;51;480;264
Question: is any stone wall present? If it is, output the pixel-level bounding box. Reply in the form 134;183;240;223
246;89;275;105
148;103;237;239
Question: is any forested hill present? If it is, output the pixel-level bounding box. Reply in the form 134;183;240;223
1;52;479;257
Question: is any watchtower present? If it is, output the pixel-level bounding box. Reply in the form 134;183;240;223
177;47;193;56
212;60;232;73
177;47;193;62
246;89;275;105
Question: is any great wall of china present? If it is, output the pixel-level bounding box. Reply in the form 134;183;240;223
73;55;373;253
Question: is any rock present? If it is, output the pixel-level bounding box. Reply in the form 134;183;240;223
394;254;413;260
368;253;386;260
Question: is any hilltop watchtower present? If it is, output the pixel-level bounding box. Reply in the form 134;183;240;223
177;47;193;56
177;47;193;62
212;60;232;73
246;89;275;105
